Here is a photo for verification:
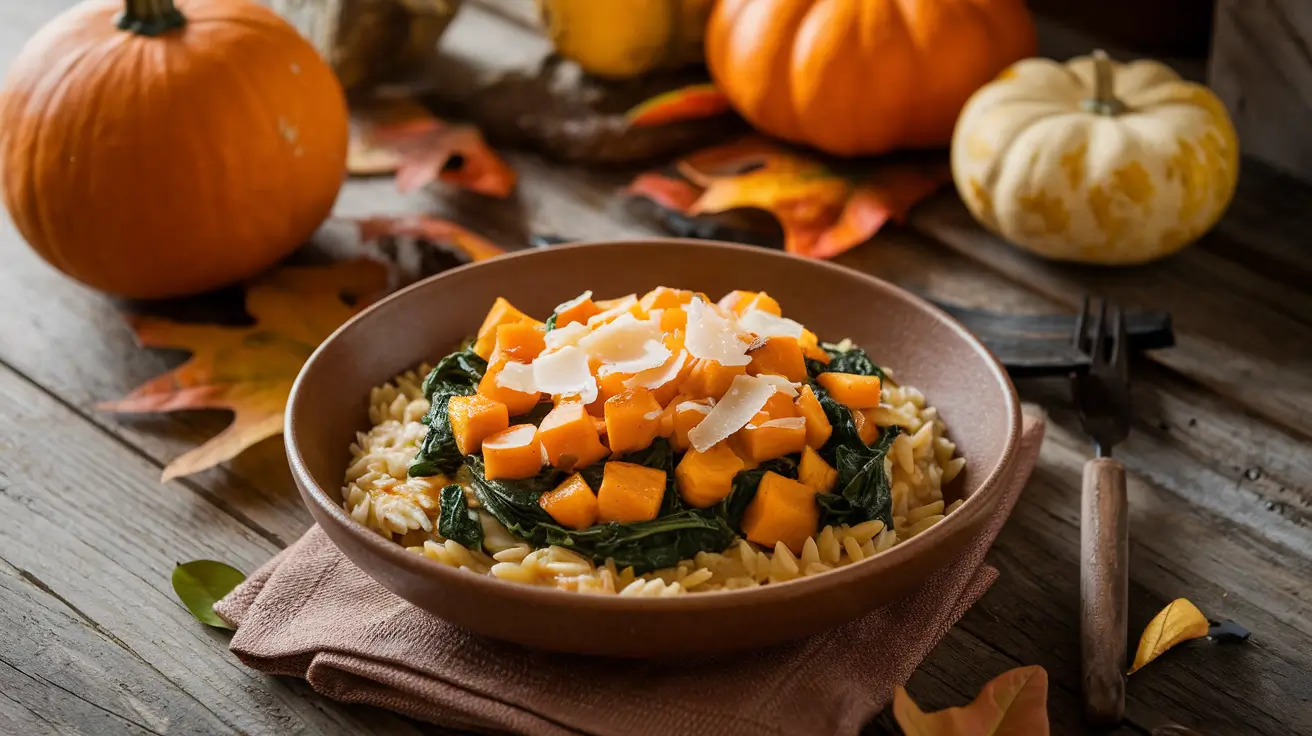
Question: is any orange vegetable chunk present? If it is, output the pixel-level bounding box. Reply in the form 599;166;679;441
817;372;882;409
604;387;664;454
671;399;713;451
588;295;644;326
659;306;688;333
553;292;602;327
482;424;543;480
748;337;808;382
538;402;610;470
762;390;798;420
794;385;832;449
852;406;878;445
586;371;631;417
448;394;509;455
718;290;781;316
639;286;692;312
798;328;829;362
538;473;598;530
740;471;819;554
737;417;807;463
680;358;746;400
798;446;838;493
675;442;746;508
596;461;666;523
478;358;541;416
473;297;540;359
492;321;546;363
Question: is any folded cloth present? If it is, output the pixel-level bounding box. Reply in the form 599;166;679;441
216;412;1045;736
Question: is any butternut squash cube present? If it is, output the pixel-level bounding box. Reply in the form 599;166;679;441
473;297;540;359
585;371;631;417
538;402;609;470
762;390;798;420
659;307;688;333
817;372;883;409
740;471;819;554
675;442;745;508
718;290;782;316
587;295;645;327
748;337;808;382
670;399;713;451
737;417;807;463
553;292;601;327
604;387;663;454
680;358;746;400
482;425;543;480
639;286;692;312
852;406;879;445
596;462;666;523
798;446;838;493
478;358;541;416
798;328;829;362
491;321;546;363
538;473;598;530
794;385;832;449
448;394;509;455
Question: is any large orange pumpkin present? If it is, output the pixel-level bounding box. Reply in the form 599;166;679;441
0;0;349;299
705;0;1037;157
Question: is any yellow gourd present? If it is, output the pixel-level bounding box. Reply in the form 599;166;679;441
952;50;1239;265
537;0;711;79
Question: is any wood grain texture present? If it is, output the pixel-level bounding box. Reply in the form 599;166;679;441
1080;458;1129;725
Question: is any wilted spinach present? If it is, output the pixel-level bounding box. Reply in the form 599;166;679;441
719;456;798;531
805;342;887;382
438;484;484;550
816;427;901;530
409;346;487;477
544;312;559;331
512;400;555;426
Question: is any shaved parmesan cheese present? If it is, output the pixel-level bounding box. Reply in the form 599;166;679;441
685;297;751;367
677;400;713;414
625;349;689;391
686;374;773;452
484;424;537;449
760;417;806;430
579;313;663;367
598;339;671;375
532;346;597;404
543;321;589;352
738;309;804;339
586;294;638;328
755;374;800;397
495;361;538;393
553;290;593;313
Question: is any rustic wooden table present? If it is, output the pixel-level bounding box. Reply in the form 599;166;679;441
2;2;1309;735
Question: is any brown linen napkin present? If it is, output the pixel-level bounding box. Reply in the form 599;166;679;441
217;412;1045;736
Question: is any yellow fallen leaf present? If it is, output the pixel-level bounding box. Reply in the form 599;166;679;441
98;260;387;481
894;665;1049;736
1129;598;1210;674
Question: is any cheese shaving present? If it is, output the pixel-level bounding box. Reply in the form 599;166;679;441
532;346;597;404
759;417;806;430
685;297;751;367
625;349;689;391
543;321;589;352
578;313;663;368
686;374;773;452
495;361;538;393
755;374;800;397
586;294;638;328
738;308;804;339
553;290;593;313
598;339;671;376
484;424;537;449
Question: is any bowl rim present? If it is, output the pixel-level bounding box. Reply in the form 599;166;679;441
286;238;1022;611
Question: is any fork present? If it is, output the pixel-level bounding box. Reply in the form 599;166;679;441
1072;296;1132;726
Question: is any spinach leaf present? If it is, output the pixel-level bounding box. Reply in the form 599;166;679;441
816;427;901;530
544;313;559;331
810;381;863;465
409;347;488;477
438;484;484;550
719;456;798;531
805;342;887;382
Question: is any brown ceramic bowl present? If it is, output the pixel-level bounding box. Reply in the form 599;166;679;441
287;239;1021;657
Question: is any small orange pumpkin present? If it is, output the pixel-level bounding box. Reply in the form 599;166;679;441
705;0;1037;156
0;0;349;299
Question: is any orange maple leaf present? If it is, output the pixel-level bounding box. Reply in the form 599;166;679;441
625;137;947;258
98;260;388;481
894;665;1050;736
626;83;733;128
348;101;517;198
356;215;505;263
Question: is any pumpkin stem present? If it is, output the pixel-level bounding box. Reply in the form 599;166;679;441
1083;49;1128;116
117;0;185;36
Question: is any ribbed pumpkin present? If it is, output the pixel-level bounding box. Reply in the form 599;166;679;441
0;0;349;299
705;0;1036;156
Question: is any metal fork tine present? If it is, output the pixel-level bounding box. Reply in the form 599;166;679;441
1091;297;1108;369
1074;294;1090;351
1111;303;1129;381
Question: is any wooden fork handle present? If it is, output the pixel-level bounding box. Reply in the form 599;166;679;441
1081;457;1128;726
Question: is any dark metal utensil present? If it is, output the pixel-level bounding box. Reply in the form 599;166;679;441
1072;296;1133;727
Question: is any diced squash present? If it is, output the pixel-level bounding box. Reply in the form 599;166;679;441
596;461;666;523
680;358;746;400
748;337;808;382
737;417;807;463
538;473;598;530
491;321;546;363
604;387;663;454
478;359;541;416
798;328;829;362
794;385;832;449
762;390;798;420
538;402;609;470
798;446;838;493
852;406;878;445
659;307;688;333
675;442;746;508
588;295;644;327
586;371;631;417
671;399;713;451
639;286;692;312
719;290;782;316
740;471;819;554
473;298;540;359
662;328;686;354
483;425;543;480
817;372;882;409
649;350;694;406
554;292;601;328
448;394;509;455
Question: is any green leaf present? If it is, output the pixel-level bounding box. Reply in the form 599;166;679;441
719;456;798;531
544;312;559;331
438;484;484;550
410;346;488;477
817;427;900;530
806;342;886;381
171;560;246;629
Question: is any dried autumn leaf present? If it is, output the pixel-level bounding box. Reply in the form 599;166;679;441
894;665;1050;736
349;100;517;198
626;83;733;128
626;137;947;258
1129;598;1211;674
356;215;506;263
98;260;388;481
